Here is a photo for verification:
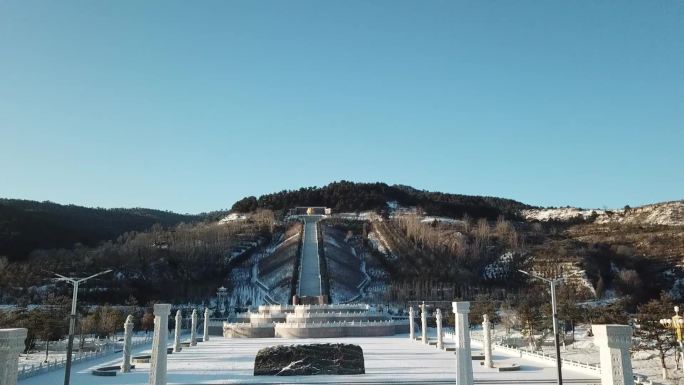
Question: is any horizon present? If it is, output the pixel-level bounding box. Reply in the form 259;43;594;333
2;1;683;213
1;179;680;215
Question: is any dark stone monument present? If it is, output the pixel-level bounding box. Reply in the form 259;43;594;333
254;343;365;376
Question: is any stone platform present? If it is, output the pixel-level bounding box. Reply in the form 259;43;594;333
224;304;408;339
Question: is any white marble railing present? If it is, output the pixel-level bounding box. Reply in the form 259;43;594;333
17;335;153;380
275;320;408;328
445;332;601;375
289;311;379;318
295;304;370;311
248;312;288;319
258;304;293;312
223;322;276;328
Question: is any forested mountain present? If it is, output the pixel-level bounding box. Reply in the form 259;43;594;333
231;181;533;219
0;199;199;261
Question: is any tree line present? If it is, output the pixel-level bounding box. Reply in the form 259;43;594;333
0;198;199;262
231;181;532;219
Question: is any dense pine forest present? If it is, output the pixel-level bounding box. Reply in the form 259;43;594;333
0;199;199;262
231;181;533;219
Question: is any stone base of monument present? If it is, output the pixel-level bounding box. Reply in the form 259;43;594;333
131;355;151;364
496;363;520;372
224;323;276;338
254;343;365;376
91;365;136;376
226;304;405;339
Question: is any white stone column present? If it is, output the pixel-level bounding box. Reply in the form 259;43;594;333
482;314;493;368
173;310;182;353
409;306;415;340
452;301;474;385
592;325;635;385
420;302;428;344
149;304;171;385
203;308;210;342
0;328;27;385
436;308;443;350
190;309;198;346
121;315;134;373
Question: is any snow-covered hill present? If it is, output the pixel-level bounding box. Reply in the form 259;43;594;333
522;200;684;226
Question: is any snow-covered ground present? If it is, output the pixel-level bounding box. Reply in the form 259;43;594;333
218;213;248;223
522;200;684;226
18;333;152;369
476;324;679;384
19;333;599;385
420;216;465;225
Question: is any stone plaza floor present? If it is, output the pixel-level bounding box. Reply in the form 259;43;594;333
19;334;601;385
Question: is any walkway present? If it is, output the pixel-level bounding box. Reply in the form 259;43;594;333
298;215;322;297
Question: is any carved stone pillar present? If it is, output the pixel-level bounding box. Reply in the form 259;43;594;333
173;310;182;353
409;306;415;340
190;309;198;346
420;302;428;344
592;325;635;385
482;314;493;368
121;315;134;373
149;304;171;385
452;302;474;385
436;308;443;350
0;328;27;385
203;308;210;342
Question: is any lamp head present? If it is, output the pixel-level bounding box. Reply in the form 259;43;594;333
676;306;680;315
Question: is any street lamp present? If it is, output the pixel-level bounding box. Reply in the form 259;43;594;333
518;269;584;385
51;269;112;385
659;306;684;366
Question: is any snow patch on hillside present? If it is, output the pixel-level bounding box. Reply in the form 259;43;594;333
219;212;248;223
421;216;466;225
522;200;684;226
521;207;606;222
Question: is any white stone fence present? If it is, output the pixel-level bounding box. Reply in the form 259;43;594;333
446;332;601;376
288;311;382;318
16;335;153;380
257;304;370;313
248;312;288;319
278;320;405;328
294;304;370;312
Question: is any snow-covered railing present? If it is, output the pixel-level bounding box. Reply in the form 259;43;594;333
17;335;153;380
289;311;377;318
294;304;370;311
252;259;278;305
223;322;276;328
451;333;600;375
258;304;295;312
249;312;288;319
275;320;409;328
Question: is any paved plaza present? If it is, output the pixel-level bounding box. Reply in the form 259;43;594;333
18;334;600;385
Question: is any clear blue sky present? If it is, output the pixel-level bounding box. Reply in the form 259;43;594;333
1;1;682;214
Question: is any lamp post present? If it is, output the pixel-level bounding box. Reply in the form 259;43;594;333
52;269;112;385
659;306;684;369
518;269;584;385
